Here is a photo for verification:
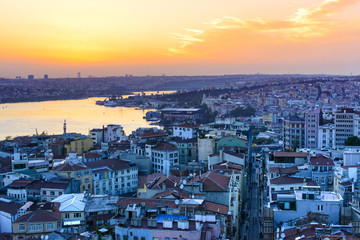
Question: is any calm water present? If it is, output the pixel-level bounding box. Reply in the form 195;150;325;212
0;91;174;140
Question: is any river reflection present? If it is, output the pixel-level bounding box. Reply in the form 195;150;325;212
0;91;174;140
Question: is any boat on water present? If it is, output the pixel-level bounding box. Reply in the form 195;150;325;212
104;100;117;107
102;96;121;107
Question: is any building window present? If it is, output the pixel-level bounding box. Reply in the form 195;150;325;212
46;223;54;230
28;224;35;232
328;176;332;184
321;177;325;184
36;224;42;231
318;205;324;211
50;191;55;196
18;224;26;232
64;213;70;219
74;212;81;218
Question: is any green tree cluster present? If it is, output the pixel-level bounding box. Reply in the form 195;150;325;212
345;136;360;146
230;106;256;117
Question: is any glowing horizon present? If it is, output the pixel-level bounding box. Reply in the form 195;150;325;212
1;0;360;78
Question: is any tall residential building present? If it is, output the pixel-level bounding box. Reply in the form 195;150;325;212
84;159;138;195
283;116;305;149
318;124;336;149
305;109;320;149
146;142;179;176
334;108;360;147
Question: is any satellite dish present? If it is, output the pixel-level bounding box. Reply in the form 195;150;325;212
281;226;284;232
180;184;184;189
183;180;187;184
277;228;280;233
175;200;180;205
45;236;49;240
193;173;196;177
281;233;285;238
41;236;44;240
324;238;330;240
189;173;193;177
276;233;279;239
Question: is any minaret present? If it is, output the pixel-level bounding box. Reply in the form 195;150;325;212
63;119;67;137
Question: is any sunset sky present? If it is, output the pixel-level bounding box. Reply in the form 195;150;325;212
1;0;360;78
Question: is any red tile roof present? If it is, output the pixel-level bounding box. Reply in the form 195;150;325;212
269;166;299;174
203;201;229;215
270;176;316;185
152;143;178;151
175;123;201;128
137;173;165;189
137;132;168;139
84;152;102;158
274;152;309;158
310;154;335;166
223;150;245;159
150;175;181;190
15;209;60;223
191;171;230;192
54;162;88;172
0;199;22;215
212;161;243;170
84;158;133;171
0;157;12;173
28;180;69;190
152;189;191;199
8;180;34;188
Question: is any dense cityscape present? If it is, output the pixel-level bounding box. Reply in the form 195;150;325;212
3;0;360;239
1;74;360;239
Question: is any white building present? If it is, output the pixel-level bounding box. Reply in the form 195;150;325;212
147;143;179;176
84;159;138;195
0;198;22;233
173;123;200;139
90;124;124;145
7;180;34;204
334;109;360;147
208;150;245;169
105;124;124;142
343;148;360;166
89;128;103;146
318;124;336;149
11;153;28;172
273;186;343;225
198;137;216;162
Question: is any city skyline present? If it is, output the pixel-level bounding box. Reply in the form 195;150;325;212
1;0;360;77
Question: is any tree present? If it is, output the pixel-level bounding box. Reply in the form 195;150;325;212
230;106;256;117
345;136;360;146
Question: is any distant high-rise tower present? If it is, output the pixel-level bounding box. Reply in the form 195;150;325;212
28;75;34;80
44;74;48;79
63;120;67;136
78;72;81;78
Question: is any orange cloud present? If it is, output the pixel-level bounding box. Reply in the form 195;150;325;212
169;0;360;58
